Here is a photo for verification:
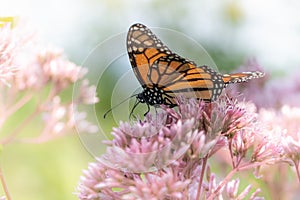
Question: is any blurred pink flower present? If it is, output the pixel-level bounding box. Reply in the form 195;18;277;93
251;130;284;164
226;179;262;200
258;105;300;182
77;80;99;104
0;19;99;144
14;48;88;92
282;134;300;163
0;17;100;200
0;20;33;86
37;49;87;91
228;59;300;109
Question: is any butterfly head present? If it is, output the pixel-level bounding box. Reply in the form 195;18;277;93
137;93;146;103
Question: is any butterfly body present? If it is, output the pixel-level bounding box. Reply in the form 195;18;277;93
127;23;264;112
137;85;165;106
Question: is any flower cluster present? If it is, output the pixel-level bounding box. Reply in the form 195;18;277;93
0;18;100;200
221;59;300;199
0;18;32;86
258;106;300;185
77;96;285;199
0;19;98;144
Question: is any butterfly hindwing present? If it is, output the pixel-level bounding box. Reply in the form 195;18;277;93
222;71;265;86
148;54;224;103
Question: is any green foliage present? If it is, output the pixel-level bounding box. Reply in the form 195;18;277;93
2;136;92;200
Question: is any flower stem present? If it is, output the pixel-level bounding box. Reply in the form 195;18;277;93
228;139;235;168
0;108;39;145
5;93;33;120
196;155;208;200
0;167;12;200
207;167;237;200
294;161;300;183
207;160;275;200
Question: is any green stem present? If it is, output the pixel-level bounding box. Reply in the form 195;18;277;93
294;160;300;183
0;167;12;200
0;108;39;145
5;94;33;119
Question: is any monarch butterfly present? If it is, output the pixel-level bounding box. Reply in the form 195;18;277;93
125;23;264;115
104;23;264;118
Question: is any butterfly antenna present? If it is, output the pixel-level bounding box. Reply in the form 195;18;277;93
103;94;138;118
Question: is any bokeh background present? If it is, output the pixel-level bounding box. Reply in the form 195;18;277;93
1;0;300;199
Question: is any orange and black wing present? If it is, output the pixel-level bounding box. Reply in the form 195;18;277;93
127;23;265;107
222;71;265;86
127;23;172;87
148;54;225;105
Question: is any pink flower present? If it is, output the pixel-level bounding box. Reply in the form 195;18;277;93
77;96;262;199
124;168;191;200
0;19;98;144
251;104;300;186
258;105;300;164
226;179;262;200
229;59;300;109
37;49;87;90
15;48;88;92
282;134;300;163
251;131;283;164
76;80;99;104
101;118;199;173
0;19;33;86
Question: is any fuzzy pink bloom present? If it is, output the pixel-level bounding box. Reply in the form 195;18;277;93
282;134;300;161
77;80;99;104
14;48;87;91
0;19;99;144
258;105;300;164
252;104;300;191
37;49;87;90
124;168;191;200
0;20;33;86
101;119;199;173
77;96;263;199
252;128;284;163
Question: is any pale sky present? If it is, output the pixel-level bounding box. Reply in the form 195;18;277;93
1;0;300;71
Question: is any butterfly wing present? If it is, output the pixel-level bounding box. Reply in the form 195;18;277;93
127;23;265;107
127;23;226;104
222;71;265;86
149;54;225;105
127;23;172;87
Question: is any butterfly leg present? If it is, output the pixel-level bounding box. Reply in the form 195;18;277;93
143;103;150;116
154;107;158;122
155;107;158;115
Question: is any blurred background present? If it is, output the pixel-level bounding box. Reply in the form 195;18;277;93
1;0;300;199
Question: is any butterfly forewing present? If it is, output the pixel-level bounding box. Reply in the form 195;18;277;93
127;23;172;87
